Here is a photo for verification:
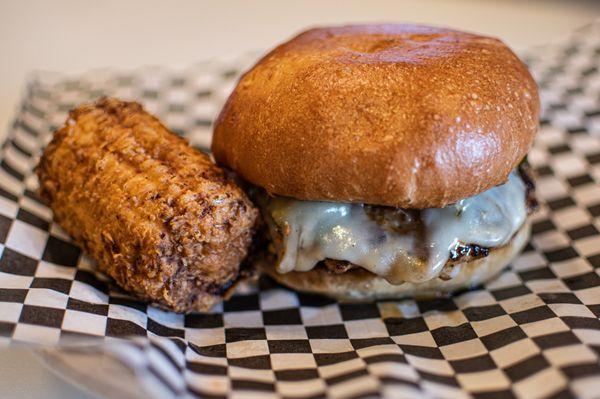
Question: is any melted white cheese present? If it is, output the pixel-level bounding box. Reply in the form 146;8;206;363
264;172;527;284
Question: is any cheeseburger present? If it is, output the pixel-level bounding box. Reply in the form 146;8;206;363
212;24;539;300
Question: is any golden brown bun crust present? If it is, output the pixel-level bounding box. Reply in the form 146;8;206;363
213;24;539;208
258;222;530;301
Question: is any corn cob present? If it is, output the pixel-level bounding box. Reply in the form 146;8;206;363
36;98;258;312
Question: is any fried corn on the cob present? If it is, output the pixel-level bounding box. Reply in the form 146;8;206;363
36;98;258;312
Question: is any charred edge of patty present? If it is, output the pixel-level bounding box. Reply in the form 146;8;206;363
518;160;539;214
322;259;355;274
363;206;422;235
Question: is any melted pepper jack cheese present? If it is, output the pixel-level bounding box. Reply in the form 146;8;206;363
263;171;527;285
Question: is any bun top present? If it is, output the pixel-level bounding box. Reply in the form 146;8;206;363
212;24;539;208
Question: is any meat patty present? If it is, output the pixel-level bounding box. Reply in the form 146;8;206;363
265;163;537;282
37;98;259;312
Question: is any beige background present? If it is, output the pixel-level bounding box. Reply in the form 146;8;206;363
0;1;599;398
1;0;600;136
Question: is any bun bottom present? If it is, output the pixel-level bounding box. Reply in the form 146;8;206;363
258;222;530;301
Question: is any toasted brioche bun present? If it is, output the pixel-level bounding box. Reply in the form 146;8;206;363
212;24;539;208
257;221;530;301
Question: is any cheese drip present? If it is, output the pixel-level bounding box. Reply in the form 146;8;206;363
264;172;527;284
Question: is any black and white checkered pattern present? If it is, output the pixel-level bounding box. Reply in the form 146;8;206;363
0;22;599;398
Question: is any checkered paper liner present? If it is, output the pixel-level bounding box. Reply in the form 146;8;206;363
1;22;600;399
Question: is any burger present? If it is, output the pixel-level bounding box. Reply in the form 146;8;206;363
211;24;539;300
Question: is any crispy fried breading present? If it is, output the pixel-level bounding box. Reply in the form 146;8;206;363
36;98;258;312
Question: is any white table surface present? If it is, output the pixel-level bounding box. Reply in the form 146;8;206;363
0;1;599;398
